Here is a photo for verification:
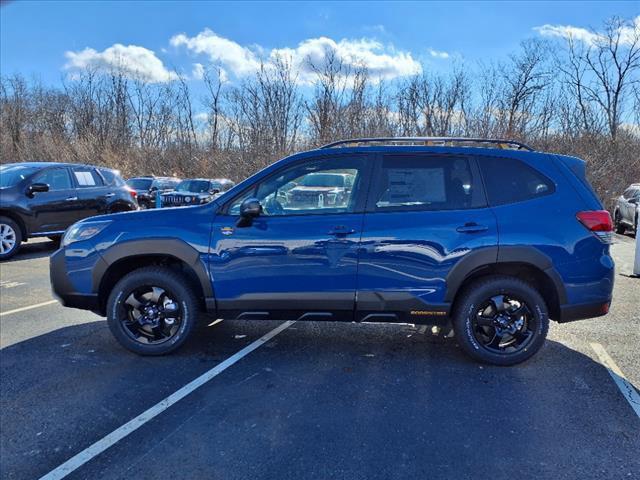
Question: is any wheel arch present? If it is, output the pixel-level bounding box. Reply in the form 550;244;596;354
96;239;213;316
445;246;566;321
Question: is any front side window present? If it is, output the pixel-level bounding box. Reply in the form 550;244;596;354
226;156;366;216
478;156;554;206
32;168;72;191
372;155;484;211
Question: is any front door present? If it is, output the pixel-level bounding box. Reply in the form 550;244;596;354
209;154;371;321
356;153;498;323
28;167;84;234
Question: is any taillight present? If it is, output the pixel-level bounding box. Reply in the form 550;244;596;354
125;186;137;200
576;210;613;243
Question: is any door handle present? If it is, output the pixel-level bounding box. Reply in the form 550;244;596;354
104;193;115;198
328;226;357;236
456;222;488;233
66;196;78;201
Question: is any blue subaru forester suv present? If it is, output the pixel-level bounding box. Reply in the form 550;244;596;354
50;138;615;365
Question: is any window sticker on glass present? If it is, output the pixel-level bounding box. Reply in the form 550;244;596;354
74;171;96;186
382;168;445;206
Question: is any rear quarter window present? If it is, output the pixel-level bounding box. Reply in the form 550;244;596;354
478;156;555;206
99;169;125;187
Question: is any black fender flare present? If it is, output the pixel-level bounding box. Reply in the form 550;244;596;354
94;238;213;299
444;245;567;305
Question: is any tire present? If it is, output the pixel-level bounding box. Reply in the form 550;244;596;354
106;267;199;355
614;211;626;234
0;216;22;261
452;275;549;366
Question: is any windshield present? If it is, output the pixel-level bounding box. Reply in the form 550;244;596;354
0;165;39;188
300;174;345;188
127;178;153;190
176;180;211;193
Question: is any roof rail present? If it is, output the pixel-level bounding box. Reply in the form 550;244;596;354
320;137;534;151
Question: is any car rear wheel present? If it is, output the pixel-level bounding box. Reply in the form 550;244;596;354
0;217;22;261
452;275;549;366
106;267;198;355
614;211;626;234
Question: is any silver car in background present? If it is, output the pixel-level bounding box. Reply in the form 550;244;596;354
614;183;639;234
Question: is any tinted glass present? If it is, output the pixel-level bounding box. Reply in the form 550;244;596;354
128;178;153;190
373;155;483;211
72;168;104;187
227;157;366;216
33;168;72;191
479;156;554;206
176;180;211;193
100;169;124;186
0;165;39;188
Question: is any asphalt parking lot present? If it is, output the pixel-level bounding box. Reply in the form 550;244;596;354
1;235;638;480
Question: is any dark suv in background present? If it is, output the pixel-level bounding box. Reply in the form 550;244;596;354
50;138;614;365
159;178;235;207
127;176;181;209
0;162;137;260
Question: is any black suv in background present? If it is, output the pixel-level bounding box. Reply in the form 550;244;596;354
0;162;138;260
126;176;181;209
159;178;235;207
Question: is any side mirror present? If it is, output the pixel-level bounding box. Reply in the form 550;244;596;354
150;186;158;192
27;182;49;197
237;198;262;227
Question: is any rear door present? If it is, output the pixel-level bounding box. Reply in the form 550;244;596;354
356;153;498;323
71;166;109;217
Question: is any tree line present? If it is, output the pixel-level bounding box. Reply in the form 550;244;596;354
1;16;638;208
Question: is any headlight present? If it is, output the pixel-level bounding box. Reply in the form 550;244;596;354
62;221;111;247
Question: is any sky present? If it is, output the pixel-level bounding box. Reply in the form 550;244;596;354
1;1;638;90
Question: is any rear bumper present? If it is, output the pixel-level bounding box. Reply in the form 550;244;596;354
50;248;102;314
557;300;611;323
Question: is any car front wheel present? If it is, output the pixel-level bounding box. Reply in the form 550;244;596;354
106;267;199;355
452;275;549;366
0;216;22;261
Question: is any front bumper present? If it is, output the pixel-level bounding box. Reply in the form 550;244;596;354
50;248;103;315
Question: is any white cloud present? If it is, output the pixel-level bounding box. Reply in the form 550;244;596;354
428;48;450;59
170;29;261;76
534;16;639;46
192;62;205;80
170;29;421;83
65;44;177;82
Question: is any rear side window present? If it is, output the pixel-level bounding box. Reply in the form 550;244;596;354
72;167;104;187
372;155;485;211
478;156;554;206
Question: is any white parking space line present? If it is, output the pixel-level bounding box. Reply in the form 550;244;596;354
0;300;58;317
39;320;295;480
590;342;640;419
